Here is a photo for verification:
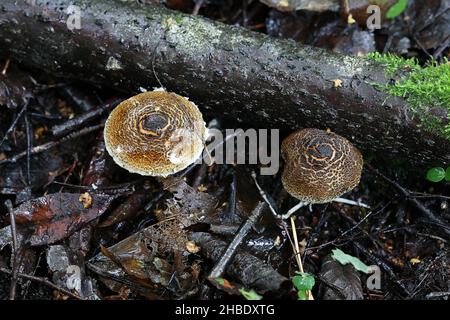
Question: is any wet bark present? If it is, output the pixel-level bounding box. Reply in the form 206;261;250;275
0;0;448;167
189;232;290;293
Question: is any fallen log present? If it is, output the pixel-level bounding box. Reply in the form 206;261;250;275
0;0;448;168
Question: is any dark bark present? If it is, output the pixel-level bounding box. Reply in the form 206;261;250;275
189;232;290;293
0;0;448;167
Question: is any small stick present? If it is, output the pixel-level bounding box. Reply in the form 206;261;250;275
0;267;81;300
51;99;120;137
426;291;450;299
24;111;32;185
192;0;205;15
290;217;303;273
222;172;237;219
339;0;350;23
2;58;11;75
5;200;18;300
0;124;103;165
0;101;29;148
209;201;266;279
251;171;279;217
290;216;314;300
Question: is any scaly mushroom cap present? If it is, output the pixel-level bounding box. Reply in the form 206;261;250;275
104;91;207;176
281;128;363;203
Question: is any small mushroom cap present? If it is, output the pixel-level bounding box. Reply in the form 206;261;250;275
104;91;207;176
281;128;363;203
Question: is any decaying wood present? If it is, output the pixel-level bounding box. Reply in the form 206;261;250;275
189;232;290;293
0;0;449;168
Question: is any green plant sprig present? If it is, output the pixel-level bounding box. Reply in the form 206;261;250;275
426;166;450;183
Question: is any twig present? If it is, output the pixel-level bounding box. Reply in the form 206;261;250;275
2;58;11;75
0;267;81;300
426;291;450;299
251;171;279;217
58;160;78;193
339;0;350;23
24;111;32;185
410;192;450;200
307;200;391;251
290;216;314;300
0;101;29;149
416;232;448;244
222;171;237;219
192;0;204;16
23;251;45;298
5;200;18;300
208;201;266;279
0;124;104;165
367;164;450;238
51;99;120;137
290;217;304;273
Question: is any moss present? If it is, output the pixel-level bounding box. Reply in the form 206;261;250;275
368;52;450;139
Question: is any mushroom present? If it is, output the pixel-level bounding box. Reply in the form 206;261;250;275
104;90;207;177
280;128;366;218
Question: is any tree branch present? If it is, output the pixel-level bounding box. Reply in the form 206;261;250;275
0;0;448;167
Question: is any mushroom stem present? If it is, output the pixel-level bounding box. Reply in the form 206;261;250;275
280;201;309;220
333;197;371;209
282;198;370;220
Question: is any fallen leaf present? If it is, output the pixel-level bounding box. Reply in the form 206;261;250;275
13;193;115;246
319;255;364;300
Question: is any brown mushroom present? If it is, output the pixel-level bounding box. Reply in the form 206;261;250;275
104;90;207;176
281;128;363;214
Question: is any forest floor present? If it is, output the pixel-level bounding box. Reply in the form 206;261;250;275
0;0;449;300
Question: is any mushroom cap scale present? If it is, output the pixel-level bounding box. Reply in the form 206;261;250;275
281;128;363;203
104;91;207;176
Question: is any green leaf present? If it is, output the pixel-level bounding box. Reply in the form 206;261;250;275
292;273;315;291
239;289;262;300
297;290;309;300
445;167;450;181
426;167;445;182
386;0;408;19
331;249;370;274
214;278;225;286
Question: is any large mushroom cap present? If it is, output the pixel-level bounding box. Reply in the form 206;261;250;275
104;91;207;176
281;128;363;203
